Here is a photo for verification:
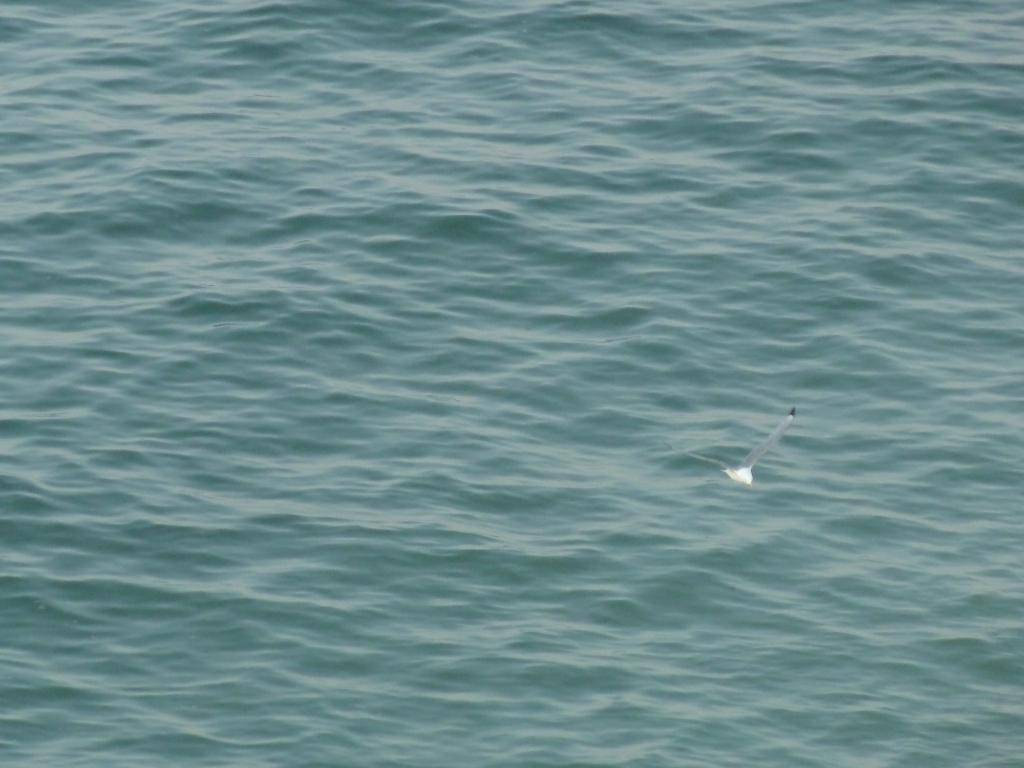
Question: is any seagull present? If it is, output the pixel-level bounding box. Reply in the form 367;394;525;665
686;407;796;486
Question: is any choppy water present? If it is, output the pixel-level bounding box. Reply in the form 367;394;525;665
3;2;1024;766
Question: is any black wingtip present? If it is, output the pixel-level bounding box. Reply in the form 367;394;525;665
789;406;796;417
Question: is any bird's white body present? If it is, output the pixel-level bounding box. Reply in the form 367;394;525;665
724;466;753;485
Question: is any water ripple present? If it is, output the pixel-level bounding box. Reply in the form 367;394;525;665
3;1;1024;766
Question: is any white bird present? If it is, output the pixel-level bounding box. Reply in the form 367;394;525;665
686;407;796;486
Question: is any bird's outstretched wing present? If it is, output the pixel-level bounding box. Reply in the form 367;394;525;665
740;407;795;469
685;451;728;469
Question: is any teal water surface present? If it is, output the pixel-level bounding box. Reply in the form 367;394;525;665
2;1;1023;766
